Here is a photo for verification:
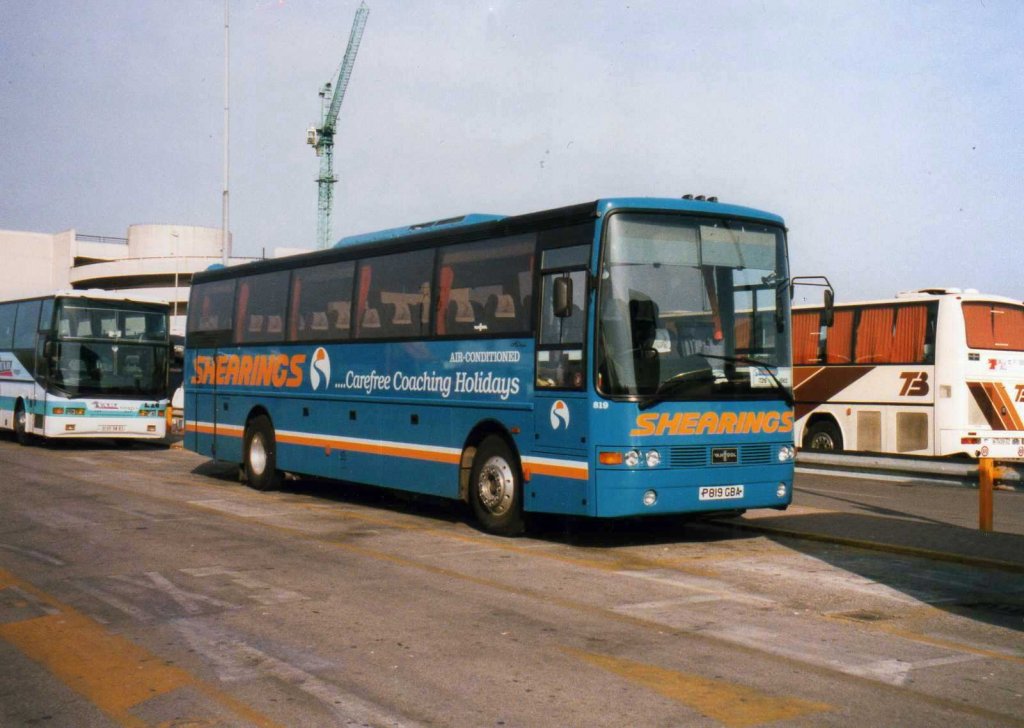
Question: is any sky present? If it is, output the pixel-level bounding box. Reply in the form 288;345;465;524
1;0;1022;304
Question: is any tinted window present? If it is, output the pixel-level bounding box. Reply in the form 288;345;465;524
539;271;586;346
13;300;41;349
236;271;290;344
0;303;16;348
289;261;355;342
436;234;534;336
355;249;433;339
188;280;236;334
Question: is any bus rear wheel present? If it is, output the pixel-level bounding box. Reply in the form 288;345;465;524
469;436;525;536
14;402;33;446
244;415;282;491
804;419;843;451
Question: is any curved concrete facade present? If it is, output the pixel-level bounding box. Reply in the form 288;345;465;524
126;224;227;259
1;223;309;336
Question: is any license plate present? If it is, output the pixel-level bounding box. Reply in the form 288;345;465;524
698;485;744;501
99;425;126;433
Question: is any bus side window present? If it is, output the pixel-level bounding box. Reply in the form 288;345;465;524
0;303;16;348
289;261;354;342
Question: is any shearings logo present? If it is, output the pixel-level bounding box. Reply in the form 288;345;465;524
310;347;331;391
550;400;570;430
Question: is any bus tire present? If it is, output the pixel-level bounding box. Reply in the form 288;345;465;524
469;436;525;536
804;419;843;451
244;415;282;491
14;402;33;447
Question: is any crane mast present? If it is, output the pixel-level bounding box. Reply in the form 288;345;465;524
308;2;369;249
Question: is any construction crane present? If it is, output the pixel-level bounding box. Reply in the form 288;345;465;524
307;2;369;249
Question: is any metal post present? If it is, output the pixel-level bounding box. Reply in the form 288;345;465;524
978;457;994;532
221;0;231;265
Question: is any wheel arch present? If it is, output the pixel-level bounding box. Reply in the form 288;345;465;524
244;405;273;431
458;419;521;503
802;412;844;449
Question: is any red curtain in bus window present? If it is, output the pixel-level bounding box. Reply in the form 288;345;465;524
825;309;854;363
892;304;928;362
234;281;251;342
700;268;724;342
436;265;454;335
288;277;303;339
792;311;820;364
355;265;372;337
992;305;1024;350
734;317;752;352
962;303;994;349
854;307;895;363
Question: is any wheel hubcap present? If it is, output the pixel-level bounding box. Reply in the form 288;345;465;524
477;456;514;516
249;434;267;475
810;433;835;449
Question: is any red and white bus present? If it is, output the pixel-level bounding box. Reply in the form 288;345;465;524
794;288;1024;459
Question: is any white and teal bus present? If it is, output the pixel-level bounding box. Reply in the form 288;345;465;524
0;291;172;443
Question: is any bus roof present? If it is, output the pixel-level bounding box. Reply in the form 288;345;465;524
0;289;169;308
795;289;1023;309
333;197;785;248
193;196;787;284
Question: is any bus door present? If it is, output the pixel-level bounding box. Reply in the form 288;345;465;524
185;280;236;458
532;240;591;512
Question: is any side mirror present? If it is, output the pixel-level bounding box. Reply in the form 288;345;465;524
553;276;573;318
789;276;836;327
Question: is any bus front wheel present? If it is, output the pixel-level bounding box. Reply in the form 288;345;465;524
244;415;282;491
469;436;525;536
14;402;33;447
804;419;843;451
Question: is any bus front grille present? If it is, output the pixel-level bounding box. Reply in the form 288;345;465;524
741;444;773;464
668;444;775;467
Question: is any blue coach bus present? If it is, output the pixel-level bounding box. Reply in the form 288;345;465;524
184;197;809;534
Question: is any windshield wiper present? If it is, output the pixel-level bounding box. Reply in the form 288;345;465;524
700;353;793;407
638;362;715;411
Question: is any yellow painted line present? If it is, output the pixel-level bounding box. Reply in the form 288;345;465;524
563;646;831;727
0;568;284;728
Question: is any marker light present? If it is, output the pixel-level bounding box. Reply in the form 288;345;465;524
624;450;641;467
599;451;624;465
643;490;658;507
645;450;661;467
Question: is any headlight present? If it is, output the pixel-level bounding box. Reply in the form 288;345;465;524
645;450;661;467
777;445;795;462
624;449;641;467
643;489;658;506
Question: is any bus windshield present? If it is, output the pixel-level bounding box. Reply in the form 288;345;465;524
597;213;791;400
51;300;169;398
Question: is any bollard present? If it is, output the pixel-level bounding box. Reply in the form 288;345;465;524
978;457;994;532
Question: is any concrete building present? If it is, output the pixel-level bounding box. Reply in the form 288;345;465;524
0;224;309;335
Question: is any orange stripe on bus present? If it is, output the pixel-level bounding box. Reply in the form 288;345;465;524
526;461;589;481
188;422;586;478
988;382;1024;430
184;422;243;437
276;432;461;465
